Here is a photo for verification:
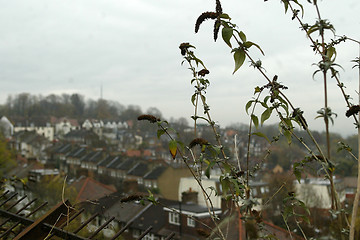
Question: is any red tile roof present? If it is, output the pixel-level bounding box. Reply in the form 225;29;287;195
71;177;116;203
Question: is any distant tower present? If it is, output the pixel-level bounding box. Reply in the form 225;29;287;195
100;82;103;100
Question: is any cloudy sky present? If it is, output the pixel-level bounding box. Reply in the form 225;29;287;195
0;0;359;136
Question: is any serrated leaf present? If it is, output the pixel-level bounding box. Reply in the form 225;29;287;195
233;49;246;74
169;140;177;159
252;132;270;143
222;27;233;48
251;114;259;129
261;108;272;125
239;31;246;42
245;100;253;114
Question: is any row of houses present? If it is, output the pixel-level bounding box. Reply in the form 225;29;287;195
44;142;192;201
0;115;130;141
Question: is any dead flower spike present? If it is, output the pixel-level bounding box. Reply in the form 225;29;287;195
346;105;360;117
137;114;160;123
189;138;209;148
198;69;210;76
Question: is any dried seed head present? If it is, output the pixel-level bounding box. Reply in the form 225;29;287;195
189;138;209;148
346;105;360;117
198;69;210;76
137;114;160;123
195;11;217;33
120;194;144;203
215;0;223;15
179;42;192;56
213;19;220;41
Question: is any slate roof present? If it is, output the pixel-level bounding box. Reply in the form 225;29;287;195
168;202;220;214
106;157;125;169
127;162;148;177
63;129;99;141
80;150;104;163
116;158;136;171
13;130;48;144
131;198;178;233
66;147;87;158
143;166;167;180
104;200;152;224
55;143;73;154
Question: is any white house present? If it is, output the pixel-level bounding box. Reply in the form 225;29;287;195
52;117;79;136
179;175;269;210
14;124;54;142
294;177;345;209
0;116;14;138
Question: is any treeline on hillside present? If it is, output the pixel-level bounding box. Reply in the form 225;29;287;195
0;93;167;123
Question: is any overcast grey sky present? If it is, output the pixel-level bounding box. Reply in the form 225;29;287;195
0;0;359;136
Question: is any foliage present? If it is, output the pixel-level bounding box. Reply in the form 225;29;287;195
29;175;77;208
143;0;360;239
0;134;16;179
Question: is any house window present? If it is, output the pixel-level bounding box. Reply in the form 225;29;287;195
137;178;143;185
252;188;258;196
169;212;180;225
145;180;152;188
187;216;195;227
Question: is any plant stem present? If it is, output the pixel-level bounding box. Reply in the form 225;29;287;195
349;44;360;240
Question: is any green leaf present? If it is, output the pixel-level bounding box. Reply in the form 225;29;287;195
191;93;197;106
283;129;292;145
243;41;265;55
264;96;271;105
245;100;253;114
169;140;177;159
222;162;232;174
239;31;246;42
251;114;259;129
233;49;246;74
222;27;233;48
219;13;231;19
281;0;289;13
326;46;337;61
220;177;230;196
252;132;270;143
205;160;216;179
261;108;272;125
177;140;185;152
254;86;262;94
157;129;166;139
